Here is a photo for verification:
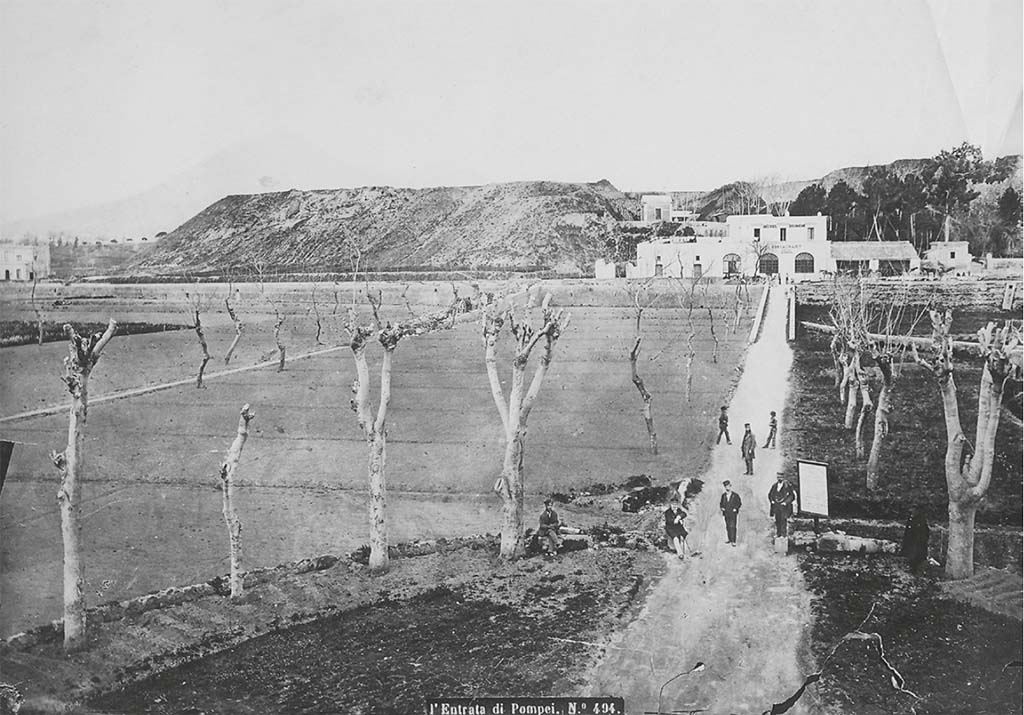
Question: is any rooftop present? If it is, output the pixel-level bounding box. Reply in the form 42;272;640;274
831;241;919;261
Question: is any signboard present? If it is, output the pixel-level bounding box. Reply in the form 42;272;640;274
427;698;624;715
797;459;829;516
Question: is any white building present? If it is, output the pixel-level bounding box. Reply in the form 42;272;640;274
635;214;832;281
832;242;921;275
923;241;973;274
0;242;50;281
640;194;672;223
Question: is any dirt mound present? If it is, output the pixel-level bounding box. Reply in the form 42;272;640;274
130;181;639;276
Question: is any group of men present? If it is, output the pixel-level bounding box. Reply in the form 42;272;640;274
539;404;795;560
664;473;795;558
717;406;776;475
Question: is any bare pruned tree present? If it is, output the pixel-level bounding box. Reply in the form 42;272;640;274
185;285;212;388
347;286;482;572
912;312;1022;579
219;404;255;599
485;289;570;559
31;265;45;345
49;319;117;652
308;278;325;345
223;278;244;365
626;279;661;454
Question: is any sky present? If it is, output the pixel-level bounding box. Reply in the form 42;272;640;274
0;0;1021;224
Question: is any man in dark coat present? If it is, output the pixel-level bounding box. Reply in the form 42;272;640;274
720;480;742;546
741;423;756;474
717;406;731;445
664;499;688;560
538;499;561;555
768;473;796;537
901;511;930;574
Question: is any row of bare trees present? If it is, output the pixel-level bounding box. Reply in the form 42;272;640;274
48;281;572;651
624;271;753;454
819;277;1021;579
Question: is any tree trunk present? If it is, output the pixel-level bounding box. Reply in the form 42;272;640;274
273;312;286;372
844;373;859;429
498;430;525;559
629;337;657;455
367;429;388;572
866;376;891;489
945;498;977;580
56;393;87;652
220;404;254;599
854;371;873;457
224;296;243;365
193;309;211;388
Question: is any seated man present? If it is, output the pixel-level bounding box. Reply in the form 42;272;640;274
538;498;562;555
664;498;689;560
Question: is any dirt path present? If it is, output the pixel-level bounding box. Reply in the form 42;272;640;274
584;286;818;714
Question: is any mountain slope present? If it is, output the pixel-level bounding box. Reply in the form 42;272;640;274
132;180;637;274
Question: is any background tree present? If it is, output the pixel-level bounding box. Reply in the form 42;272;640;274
185;287;212;388
826;180;864;241
223;279;244;365
625;280;661;454
49;319;117;652
790;183;827;216
912;312;1022;579
485;290;569;559
219;404;254;599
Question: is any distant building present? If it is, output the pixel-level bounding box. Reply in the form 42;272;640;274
0;242;50;281
923;241;973;274
640;195;673;223
831;241;921;276
594;258;617;279
635;214;831;281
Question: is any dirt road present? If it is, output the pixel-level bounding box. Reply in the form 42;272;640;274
585;286;819;715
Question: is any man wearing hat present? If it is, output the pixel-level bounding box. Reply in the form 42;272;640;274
768;473;797;538
538;498;562;556
741;423;756;475
720;480;742;546
664;497;689;560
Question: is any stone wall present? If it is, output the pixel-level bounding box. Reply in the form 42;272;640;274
795;277;1023;311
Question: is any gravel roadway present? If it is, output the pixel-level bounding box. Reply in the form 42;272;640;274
584;286;820;715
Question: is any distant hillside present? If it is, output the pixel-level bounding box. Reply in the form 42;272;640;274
132;180;639;275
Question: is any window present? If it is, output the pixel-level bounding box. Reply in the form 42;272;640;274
807;227;815;240
779;228;787;241
950;251;956;259
753;228;761;239
758;253;779;275
794;252;815;273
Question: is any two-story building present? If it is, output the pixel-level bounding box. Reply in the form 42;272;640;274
634;214;832;281
640;194;673;223
0;242;50;281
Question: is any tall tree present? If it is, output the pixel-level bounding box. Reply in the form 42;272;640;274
485;290;570;559
912;312;1022;579
790;183;827;216
826;181;864;241
347;287;480;572
50;320;118;652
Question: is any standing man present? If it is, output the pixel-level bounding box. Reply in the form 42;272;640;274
768;473;797;538
537;498;562;556
741;423;756;475
720;480;742;546
717;406;731;445
664;498;689;560
763;411;778;449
